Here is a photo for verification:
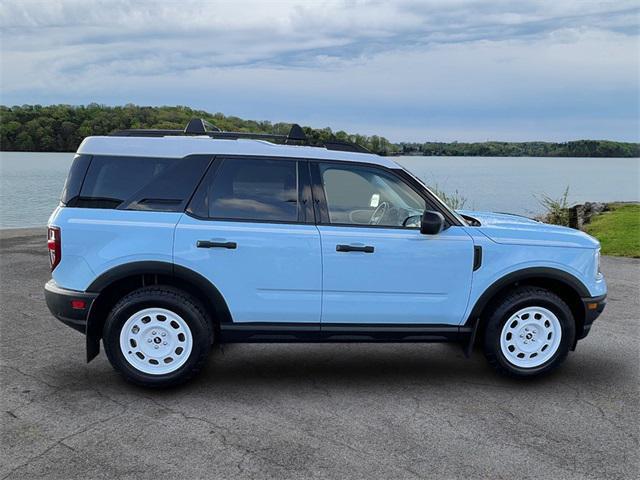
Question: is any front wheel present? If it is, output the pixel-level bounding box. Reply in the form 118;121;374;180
103;286;212;387
483;286;575;378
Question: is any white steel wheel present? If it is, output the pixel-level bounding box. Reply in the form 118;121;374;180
499;306;562;368
119;308;193;375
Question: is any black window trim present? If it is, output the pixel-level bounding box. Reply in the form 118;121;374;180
184;155;315;226
309;159;463;229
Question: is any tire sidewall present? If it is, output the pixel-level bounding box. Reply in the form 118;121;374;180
104;290;210;386
485;292;576;376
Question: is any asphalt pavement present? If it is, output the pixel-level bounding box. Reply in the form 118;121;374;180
1;228;638;479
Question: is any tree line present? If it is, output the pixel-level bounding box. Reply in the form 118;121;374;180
1;104;638;157
398;140;640;158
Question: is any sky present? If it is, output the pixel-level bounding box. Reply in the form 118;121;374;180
1;0;639;142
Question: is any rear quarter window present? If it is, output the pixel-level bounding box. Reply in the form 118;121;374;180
60;154;92;205
66;155;211;212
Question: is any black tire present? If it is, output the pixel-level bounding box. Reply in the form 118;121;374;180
103;286;212;388
483;286;575;378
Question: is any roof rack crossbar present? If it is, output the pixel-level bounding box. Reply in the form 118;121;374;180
184;118;221;134
286;124;307;143
109;118;371;154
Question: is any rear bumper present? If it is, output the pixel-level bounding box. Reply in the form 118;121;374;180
44;280;97;334
577;294;607;340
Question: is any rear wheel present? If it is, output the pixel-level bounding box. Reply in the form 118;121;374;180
103;286;212;387
483;286;575;377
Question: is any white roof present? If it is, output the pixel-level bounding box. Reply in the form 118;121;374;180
77;136;400;169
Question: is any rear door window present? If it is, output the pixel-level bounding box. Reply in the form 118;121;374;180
187;157;302;223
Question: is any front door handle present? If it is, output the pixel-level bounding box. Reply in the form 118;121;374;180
197;240;237;249
336;244;374;253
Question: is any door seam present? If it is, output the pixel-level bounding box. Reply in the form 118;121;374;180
316;224;324;330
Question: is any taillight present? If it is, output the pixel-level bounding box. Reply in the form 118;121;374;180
47;226;61;271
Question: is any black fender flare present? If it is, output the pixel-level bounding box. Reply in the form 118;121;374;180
85;261;232;361
465;267;590;327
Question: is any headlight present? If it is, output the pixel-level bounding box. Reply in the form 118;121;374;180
595;249;601;278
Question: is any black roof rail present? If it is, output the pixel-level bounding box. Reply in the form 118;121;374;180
109;118;371;154
322;141;371;153
110;129;183;137
283;123;372;153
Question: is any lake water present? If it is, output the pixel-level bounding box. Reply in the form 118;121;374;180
1;151;638;228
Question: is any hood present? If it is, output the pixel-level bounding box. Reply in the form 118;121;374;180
458;210;541;227
457;209;600;249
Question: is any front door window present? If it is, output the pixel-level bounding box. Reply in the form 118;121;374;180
318;163;425;227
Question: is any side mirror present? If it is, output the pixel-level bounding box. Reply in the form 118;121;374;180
420;210;445;235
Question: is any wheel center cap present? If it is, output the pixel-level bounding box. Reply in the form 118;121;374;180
153;337;162;344
526;333;533;340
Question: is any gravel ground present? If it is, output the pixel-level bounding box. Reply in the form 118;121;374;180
1;228;638;480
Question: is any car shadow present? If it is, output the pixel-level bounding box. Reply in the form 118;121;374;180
184;343;546;390
40;341;633;395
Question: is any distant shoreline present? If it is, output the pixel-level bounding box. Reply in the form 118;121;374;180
2;104;639;157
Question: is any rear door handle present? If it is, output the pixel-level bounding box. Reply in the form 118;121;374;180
197;240;237;249
336;244;374;253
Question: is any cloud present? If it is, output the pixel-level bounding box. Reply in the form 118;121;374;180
1;0;638;141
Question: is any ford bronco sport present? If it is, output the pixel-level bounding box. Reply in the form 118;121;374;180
44;119;607;387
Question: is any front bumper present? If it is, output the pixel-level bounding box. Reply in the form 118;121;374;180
577;294;607;340
44;280;97;334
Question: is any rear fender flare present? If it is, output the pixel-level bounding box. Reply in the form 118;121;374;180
85;261;231;361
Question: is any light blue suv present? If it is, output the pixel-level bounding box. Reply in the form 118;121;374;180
44;119;607;387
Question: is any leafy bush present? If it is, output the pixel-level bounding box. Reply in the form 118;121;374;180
537;186;570;226
430;183;468;210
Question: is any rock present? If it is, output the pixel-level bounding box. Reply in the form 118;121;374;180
568;202;608;229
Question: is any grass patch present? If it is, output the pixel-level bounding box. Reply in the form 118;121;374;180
584;203;640;258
